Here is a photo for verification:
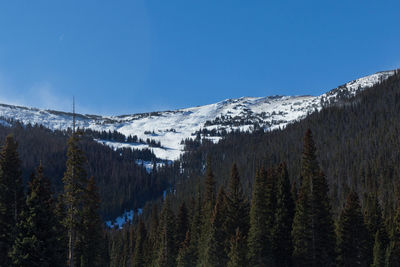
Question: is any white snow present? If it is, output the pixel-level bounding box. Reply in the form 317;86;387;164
105;208;143;229
0;70;394;160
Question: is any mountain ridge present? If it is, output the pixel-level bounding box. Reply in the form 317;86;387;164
0;70;395;160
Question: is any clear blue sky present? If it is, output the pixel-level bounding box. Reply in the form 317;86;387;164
0;0;399;115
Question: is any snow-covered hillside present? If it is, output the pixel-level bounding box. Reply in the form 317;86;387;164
0;70;394;160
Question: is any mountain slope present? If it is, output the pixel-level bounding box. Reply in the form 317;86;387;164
0;70;394;160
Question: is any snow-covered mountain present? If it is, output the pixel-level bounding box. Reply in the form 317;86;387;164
0;70;394;160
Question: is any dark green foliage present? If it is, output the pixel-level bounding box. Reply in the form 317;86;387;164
10;164;64;266
176;201;189;248
201;188;228;266
364;193;388;266
372;231;385;267
272;163;294;267
265;168;277;236
156;196;177;267
133;220;147;267
292;130;336;267
337;191;368;267
291;173;313;267
62;134;90;266
188;192;202;263
77;176;105;267
198;159;217;265
247;168;274;266
0;122;167;219
227;228;247;267
225;163;249;253
0;135;25;265
386;203;400;267
176;232;194;267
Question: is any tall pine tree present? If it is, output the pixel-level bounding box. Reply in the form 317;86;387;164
292;129;336;267
62;134;90;267
0;135;25;265
77;176;105;267
337;191;368;267
156;195;177;267
247;168;274;266
386;202;400;267
227;228;247;267
272;163;295;267
224;163;249;254
10;164;64;266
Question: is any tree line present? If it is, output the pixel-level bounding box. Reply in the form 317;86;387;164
107;129;400;266
0;133;107;266
0;122;167;219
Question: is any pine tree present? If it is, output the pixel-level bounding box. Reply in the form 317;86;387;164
78;176;104;267
265;167;277;236
0;135;25;265
364;193;388;266
202;196;227;267
147;204;160;265
189;190;202;264
62;134;90;267
272;162;294;267
198;159;217;265
386;202;400;267
337;191;368;267
177;231;195;267
133;219;147;267
156;195;177;267
372;231;385;267
292;129;336;267
247;168;274;266
54;194;68;264
176;201;189;248
291;173;313;267
9;164;64;266
227;228;247;267
225;163;249;250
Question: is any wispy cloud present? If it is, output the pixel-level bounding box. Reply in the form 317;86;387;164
0;71;73;112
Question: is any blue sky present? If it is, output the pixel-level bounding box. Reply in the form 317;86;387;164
0;0;399;115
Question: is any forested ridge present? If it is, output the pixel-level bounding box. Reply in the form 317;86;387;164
0;123;170;219
106;70;400;266
1;70;400;266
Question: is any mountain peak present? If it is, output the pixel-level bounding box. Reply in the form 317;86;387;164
0;70;395;160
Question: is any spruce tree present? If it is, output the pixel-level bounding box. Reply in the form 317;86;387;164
156;195;177;267
337;191;368;267
272;162;294;267
198;159;217;265
177;231;194;267
225;163;249;254
364;193;388;266
0;135;24;264
372;231;385;267
292;129;336;267
247;168;274;266
265;167;277;237
189;190;202;264
202;195;227;267
62;134;90;267
292;173;313;267
176;201;189;248
133;219;147;267
78;176;104;267
10;164;64;266
386;202;400;267
227;228;247;267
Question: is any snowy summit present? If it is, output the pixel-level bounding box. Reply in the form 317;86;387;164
0;70;394;161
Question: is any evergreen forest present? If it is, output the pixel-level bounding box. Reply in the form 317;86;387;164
1;71;400;266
